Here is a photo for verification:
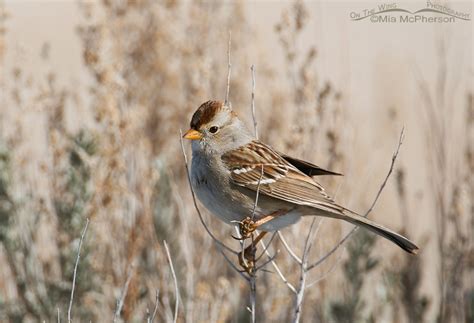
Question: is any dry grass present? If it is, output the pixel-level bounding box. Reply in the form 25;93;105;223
0;1;472;322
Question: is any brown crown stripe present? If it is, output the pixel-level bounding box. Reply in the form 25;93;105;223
190;100;223;129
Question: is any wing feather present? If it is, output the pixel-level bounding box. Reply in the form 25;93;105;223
280;153;343;176
221;141;343;213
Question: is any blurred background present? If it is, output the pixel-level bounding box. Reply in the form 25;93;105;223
0;0;472;322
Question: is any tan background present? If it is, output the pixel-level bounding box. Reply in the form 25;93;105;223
1;0;472;322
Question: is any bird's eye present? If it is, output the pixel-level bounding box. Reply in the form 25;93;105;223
209;126;219;134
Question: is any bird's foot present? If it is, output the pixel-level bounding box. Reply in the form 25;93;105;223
234;210;286;240
231;217;258;240
237;232;268;274
239;217;257;239
238;243;257;275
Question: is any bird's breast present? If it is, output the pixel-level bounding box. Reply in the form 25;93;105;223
191;153;249;224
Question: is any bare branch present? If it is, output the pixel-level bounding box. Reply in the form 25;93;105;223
248;165;265;323
113;263;135;322
277;232;302;265
249;276;256;323
365;127;405;216
251;165;264;221
250;65;258;139
67;218;90;323
306;247;344;288
307;128;405;271
148;289;160;323
255;231;277;262
303;218;322;258
259;240;297;293
163;240;179;323
292;218;319;323
225;31;232;106
234;225;247;265
222;248;251;281
255;251;278;271
306;227;352;271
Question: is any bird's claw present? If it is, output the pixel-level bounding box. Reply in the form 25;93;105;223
238;244;257;275
238;217;257;239
231;234;245;241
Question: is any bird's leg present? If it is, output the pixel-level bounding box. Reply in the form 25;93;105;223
235;210;286;273
239;231;268;274
237;210;287;239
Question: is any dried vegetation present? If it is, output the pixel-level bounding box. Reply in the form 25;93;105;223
0;1;472;322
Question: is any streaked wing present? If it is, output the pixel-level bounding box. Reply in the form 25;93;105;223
280;153;343;177
221;141;343;214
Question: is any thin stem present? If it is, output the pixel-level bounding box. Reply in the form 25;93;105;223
306;247;345;288
307;128;405;271
259;239;297;293
251;165;264;221
255;231;277;262
255;252;278;271
68;218;90;323
292;218;318;323
365;127;405;216
304;218;322;257
149;289;160;323
247;164;264;322
277;232;302;265
249;276;256;323
163;240;179;323
113;263;135;322
292;267;306;323
221;248;250;281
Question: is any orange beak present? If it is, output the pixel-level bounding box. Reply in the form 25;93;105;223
183;129;203;140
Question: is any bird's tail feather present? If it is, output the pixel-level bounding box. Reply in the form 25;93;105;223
319;208;419;254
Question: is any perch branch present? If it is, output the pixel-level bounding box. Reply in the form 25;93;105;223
292;218;318;323
247;163;265;323
259;239;297;293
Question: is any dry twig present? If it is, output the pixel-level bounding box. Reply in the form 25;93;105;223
306;127;405;271
259;239;297;293
147;289;160;323
164;240;179;323
113;263;135;322
292;218;319;323
277;232;302;264
67;218;90;323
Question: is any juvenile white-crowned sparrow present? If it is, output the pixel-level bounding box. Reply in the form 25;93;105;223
184;100;419;255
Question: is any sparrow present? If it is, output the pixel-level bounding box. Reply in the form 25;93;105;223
183;100;419;260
